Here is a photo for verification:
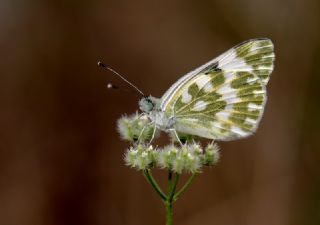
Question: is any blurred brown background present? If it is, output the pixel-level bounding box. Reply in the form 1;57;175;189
1;0;320;225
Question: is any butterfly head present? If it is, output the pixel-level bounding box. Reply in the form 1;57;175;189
139;96;158;113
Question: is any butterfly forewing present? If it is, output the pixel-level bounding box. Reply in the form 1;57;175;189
160;38;274;140
215;38;274;85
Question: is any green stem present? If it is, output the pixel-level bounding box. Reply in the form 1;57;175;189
165;171;176;225
165;201;173;225
144;170;196;225
169;173;180;201
173;173;198;201
143;169;167;201
168;171;173;191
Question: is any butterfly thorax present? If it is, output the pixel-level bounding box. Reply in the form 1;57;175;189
150;110;175;131
139;96;175;131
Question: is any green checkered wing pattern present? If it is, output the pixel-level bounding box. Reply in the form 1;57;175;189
160;38;274;140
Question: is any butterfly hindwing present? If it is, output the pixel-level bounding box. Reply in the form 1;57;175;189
160;38;274;140
173;71;266;140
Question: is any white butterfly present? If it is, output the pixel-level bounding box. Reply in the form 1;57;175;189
102;38;275;144
138;38;275;143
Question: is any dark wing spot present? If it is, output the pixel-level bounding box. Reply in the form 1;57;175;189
203;61;221;74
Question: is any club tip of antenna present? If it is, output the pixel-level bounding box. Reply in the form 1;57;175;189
107;83;113;89
107;82;119;89
97;61;106;67
98;62;144;96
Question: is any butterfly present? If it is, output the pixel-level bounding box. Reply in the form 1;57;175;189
137;38;275;143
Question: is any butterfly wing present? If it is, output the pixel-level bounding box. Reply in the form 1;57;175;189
160;38;274;140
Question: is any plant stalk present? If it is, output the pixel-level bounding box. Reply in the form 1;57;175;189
165;200;173;225
173;172;198;201
143;169;167;201
166;171;174;225
144;170;197;225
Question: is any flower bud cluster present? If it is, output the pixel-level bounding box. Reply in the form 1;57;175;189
117;113;158;143
158;144;202;173
124;145;158;170
124;143;220;173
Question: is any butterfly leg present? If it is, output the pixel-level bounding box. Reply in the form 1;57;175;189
138;122;157;145
148;122;157;145
138;112;147;119
168;128;183;146
137;113;153;144
137;125;147;144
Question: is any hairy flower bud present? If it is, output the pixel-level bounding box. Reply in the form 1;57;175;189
117;113;158;143
203;143;220;166
157;145;178;170
124;145;158;170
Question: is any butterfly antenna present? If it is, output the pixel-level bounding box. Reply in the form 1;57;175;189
97;61;145;97
107;82;136;94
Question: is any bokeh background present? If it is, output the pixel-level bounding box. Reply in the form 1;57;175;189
1;0;320;225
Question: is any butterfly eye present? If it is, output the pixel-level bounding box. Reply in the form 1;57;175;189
146;98;153;105
139;97;154;113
